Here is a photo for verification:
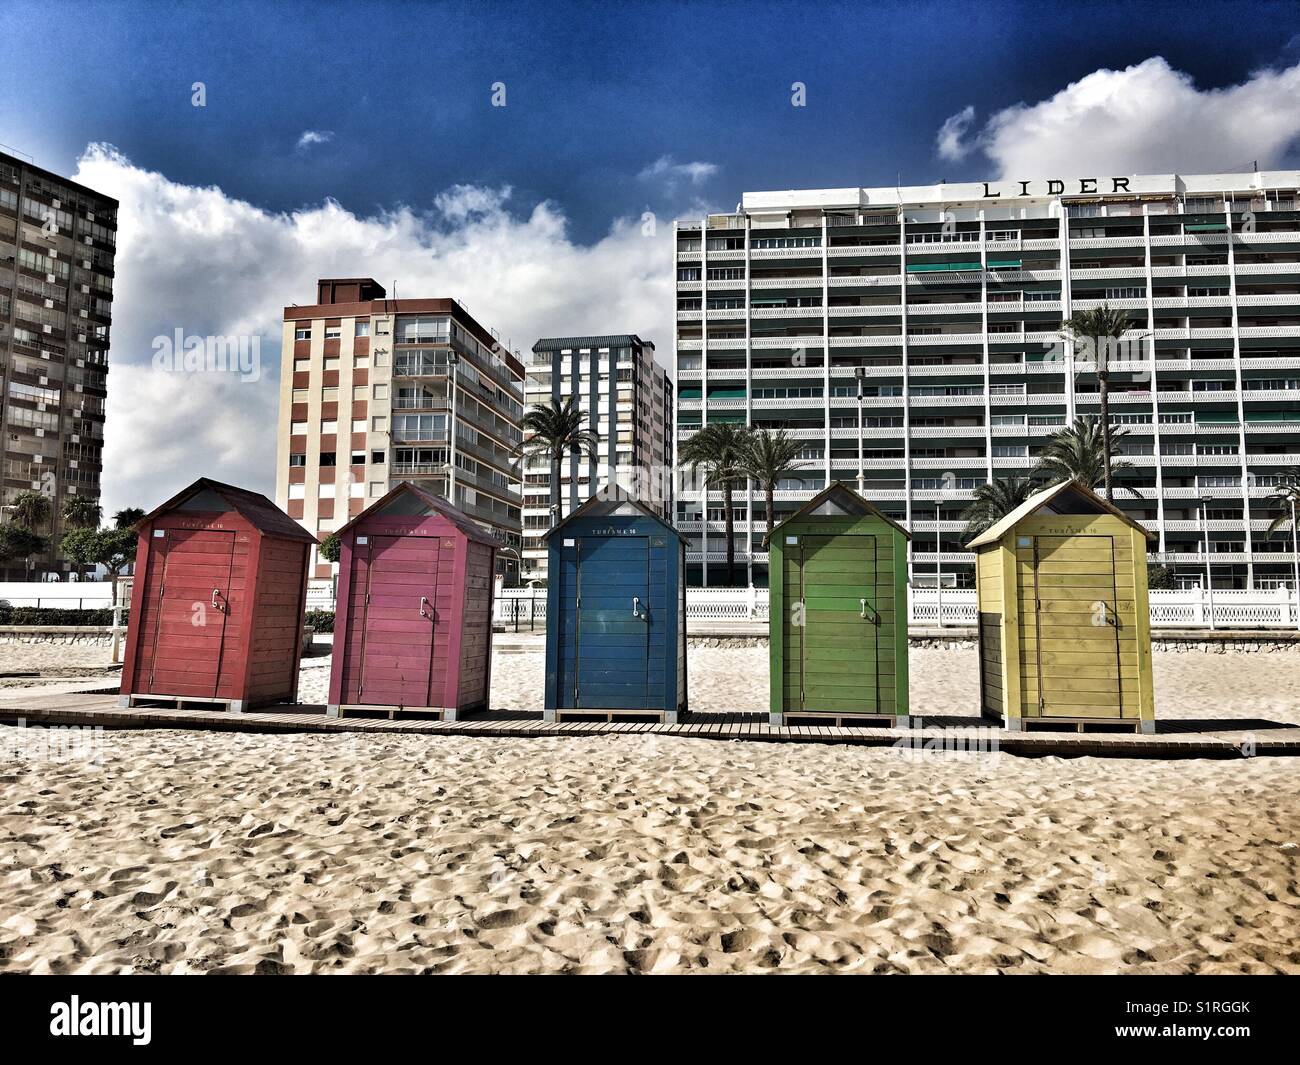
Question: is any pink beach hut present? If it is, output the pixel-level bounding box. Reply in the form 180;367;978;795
326;482;498;719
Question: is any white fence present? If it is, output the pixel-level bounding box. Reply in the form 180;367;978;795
4;580;1297;631
492;586;1300;630
0;580;121;609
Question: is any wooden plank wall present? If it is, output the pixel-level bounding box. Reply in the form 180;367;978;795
246;539;309;704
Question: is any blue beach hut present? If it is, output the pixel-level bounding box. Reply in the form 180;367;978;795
543;496;687;722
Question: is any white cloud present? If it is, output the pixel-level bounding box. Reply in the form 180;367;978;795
935;105;976;163
296;130;334;149
939;57;1300;177
638;155;719;189
71;145;680;516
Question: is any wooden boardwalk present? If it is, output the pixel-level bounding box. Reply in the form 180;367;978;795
1;690;1298;759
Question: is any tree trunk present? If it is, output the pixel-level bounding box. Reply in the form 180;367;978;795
1099;370;1113;502
723;481;735;588
764;481;775;549
549;449;561;528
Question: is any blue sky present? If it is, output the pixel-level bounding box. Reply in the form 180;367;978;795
3;0;1300;510
3;0;1299;243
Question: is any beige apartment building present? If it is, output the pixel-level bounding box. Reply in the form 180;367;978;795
277;278;524;582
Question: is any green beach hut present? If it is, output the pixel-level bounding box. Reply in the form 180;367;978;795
767;483;911;727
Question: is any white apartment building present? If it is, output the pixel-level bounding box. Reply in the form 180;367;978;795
674;171;1300;589
521;334;672;582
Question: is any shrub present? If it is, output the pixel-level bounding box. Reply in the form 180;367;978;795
304;609;335;633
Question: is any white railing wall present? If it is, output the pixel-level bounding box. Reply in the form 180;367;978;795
3;581;1297;630
490;586;1300;630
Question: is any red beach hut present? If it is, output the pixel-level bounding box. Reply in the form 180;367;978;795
118;478;315;712
326;482;498;720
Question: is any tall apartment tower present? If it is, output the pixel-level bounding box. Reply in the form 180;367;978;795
0;151;117;579
675;171;1300;590
277;279;524;582
521;335;672;582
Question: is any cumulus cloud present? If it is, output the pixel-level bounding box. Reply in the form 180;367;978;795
71;145;679;515
939;57;1300;177
638;155;719;189
935;105;976;162
296;130;334;149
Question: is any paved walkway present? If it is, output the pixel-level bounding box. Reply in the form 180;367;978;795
2;690;1297;760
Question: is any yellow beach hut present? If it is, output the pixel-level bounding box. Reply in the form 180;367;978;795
966;479;1156;733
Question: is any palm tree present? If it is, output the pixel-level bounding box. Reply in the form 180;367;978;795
1060;303;1134;501
1264;470;1300;536
961;476;1039;540
1036;416;1140;497
63;496;102;530
10;489;52;531
113;507;146;529
515;397;600;526
679;422;751;587
740;428;806;547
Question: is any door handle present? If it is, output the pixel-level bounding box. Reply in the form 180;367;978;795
212;589;223;613
420;596;431;619
860;598;880;624
632;596;642;618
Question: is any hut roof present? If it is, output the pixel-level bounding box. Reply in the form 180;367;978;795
334;481;501;547
965;479;1156;549
139;477;317;544
770;481;912;540
543;494;685;541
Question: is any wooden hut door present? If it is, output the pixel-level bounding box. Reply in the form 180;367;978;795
135;529;236;697
350;535;441;708
1030;535;1123;717
795;535;880;714
573;535;651;709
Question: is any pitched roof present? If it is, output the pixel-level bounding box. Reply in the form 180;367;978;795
543;494;684;541
333;481;501;547
965;479;1156;549
770;482;912;540
139;477;318;544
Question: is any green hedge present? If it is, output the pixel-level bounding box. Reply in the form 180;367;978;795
304;609;335;634
0;606;126;626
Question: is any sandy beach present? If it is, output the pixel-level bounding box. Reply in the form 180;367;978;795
1;638;1298;973
1;729;1297;974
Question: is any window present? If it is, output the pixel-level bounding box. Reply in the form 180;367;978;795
288;484;305;499
352;419;366;433
349;482;364;498
373;384;389;399
294;326;311;341
323;358;340;371
371;450;386;464
291;389;309;402
354;356;370;369
355;321;370;337
370;481;386;496
376;320;390;336
290;421;309;435
372;415;388;432
293;360;310;373
352;386;367;401
319;483;336;498
320;420;338;434
324;326;341;340
321;388;338;401
288;454;306;467
351;452;366;465
320;452;337;466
